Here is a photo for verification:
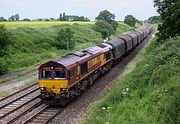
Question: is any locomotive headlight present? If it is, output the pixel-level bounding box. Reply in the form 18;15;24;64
40;87;45;91
60;88;67;91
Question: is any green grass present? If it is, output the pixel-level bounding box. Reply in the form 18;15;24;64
0;22;133;74
116;23;134;35
83;36;180;124
0;23;101;74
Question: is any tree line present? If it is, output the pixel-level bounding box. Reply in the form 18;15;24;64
94;10;143;40
0;14;20;21
59;12;90;21
144;15;162;24
0;13;90;22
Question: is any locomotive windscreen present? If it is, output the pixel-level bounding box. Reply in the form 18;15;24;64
40;70;52;79
54;70;66;79
39;69;66;80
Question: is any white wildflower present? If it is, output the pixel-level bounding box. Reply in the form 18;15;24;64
102;107;106;110
107;107;111;109
122;91;126;95
126;87;129;91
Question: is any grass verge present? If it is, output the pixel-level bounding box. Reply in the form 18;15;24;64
83;36;180;124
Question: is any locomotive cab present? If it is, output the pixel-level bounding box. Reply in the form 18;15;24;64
38;62;69;100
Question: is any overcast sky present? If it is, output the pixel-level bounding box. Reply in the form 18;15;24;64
0;0;158;21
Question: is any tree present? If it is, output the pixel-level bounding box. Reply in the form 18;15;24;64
85;17;90;21
154;0;180;41
124;15;136;27
96;10;115;23
56;27;75;50
95;10;118;39
101;29;110;40
110;20;119;31
135;19;143;25
62;12;67;21
14;14;20;21
95;20;114;40
0;24;12;56
8;15;15;21
0;16;6;21
145;16;162;24
59;13;63;21
22;18;31;21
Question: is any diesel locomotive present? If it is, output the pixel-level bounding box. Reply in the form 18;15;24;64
38;26;154;105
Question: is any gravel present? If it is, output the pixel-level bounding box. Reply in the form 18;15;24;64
0;75;37;93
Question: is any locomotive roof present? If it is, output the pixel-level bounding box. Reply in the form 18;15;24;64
40;45;110;68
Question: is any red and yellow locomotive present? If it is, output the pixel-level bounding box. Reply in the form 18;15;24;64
38;45;113;105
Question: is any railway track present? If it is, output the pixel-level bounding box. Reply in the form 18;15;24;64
22;105;63;124
0;83;39;107
0;83;41;124
0;83;63;124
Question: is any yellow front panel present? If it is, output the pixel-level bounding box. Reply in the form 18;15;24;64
38;79;68;94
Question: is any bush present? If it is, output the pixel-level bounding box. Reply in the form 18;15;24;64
56;27;75;50
0;24;12;56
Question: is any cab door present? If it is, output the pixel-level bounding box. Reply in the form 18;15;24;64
69;68;75;85
76;64;80;80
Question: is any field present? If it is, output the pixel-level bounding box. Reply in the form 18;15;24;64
83;36;180;124
0;21;134;74
0;21;95;29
